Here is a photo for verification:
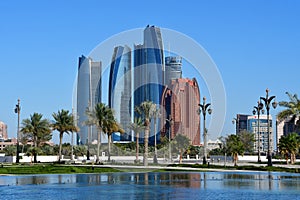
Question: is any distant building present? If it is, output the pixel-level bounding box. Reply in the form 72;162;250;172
109;45;132;142
247;115;273;153
0;121;8;140
164;56;182;86
161;78;200;145
235;114;249;134
276;115;299;150
77;55;101;145
207;139;222;150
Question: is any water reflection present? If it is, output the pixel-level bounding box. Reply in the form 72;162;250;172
1;171;300;199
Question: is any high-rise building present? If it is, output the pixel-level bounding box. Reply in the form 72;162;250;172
276;116;298;150
109;45;132;142
77;55;101;144
165;56;182;87
235;114;249;134
247;115;273;152
161;78;200;145
0;121;8;140
133;25;164;144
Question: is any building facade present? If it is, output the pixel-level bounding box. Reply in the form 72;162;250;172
276;115;299;150
133;25;164;144
161;78;200;145
77;55;101;145
235;114;249;134
109;45;132;142
247;115;273;153
164;56;182;87
0;121;8;140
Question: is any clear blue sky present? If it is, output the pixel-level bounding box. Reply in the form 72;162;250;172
0;0;299;144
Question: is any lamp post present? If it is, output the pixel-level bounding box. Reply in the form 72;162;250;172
260;88;277;167
198;97;212;165
14;99;21;163
166;115;173;162
232;117;239;134
253;101;264;163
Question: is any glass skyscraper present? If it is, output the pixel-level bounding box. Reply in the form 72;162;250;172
133;25;164;144
77;55;101;145
165;56;182;87
109;45;132;142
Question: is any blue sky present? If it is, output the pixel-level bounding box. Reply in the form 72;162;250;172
0;1;299;144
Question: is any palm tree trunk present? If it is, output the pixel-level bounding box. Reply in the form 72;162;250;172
34;136;37;163
96;130;101;163
108;134;111;162
234;153;238;166
144;127;149;166
179;149;182;164
136;132;139;162
59;132;63;162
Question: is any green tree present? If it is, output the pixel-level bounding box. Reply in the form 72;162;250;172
85;103;114;163
278;92;300;132
172;134;190;164
135;100;156;166
21;113;51;163
278;132;300;164
239;130;255;153
278;135;290;164
225;134;245;166
4;145;16;156
103;120;124;162
52;109;78;162
128;117;145;163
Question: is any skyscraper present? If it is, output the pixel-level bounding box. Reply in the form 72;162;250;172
235;114;249;134
165;56;182;87
77;55;101;145
134;25;164;106
109;45;132;142
161;78;201;145
133;25;164;143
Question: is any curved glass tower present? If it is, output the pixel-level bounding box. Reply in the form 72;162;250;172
109;45;132;142
133;25;164;144
77;55;101;145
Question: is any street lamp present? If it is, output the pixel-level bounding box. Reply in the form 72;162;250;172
232;117;239;134
165;115;173;162
260;88;277;167
253;101;264;163
198;97;212;165
14;99;21;163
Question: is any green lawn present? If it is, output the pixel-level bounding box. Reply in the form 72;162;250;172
0;164;120;175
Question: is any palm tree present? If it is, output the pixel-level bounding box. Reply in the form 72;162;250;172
152;106;160;164
278;135;291;164
128;117;145;163
103;120;124;162
85;103;114;163
278;92;300;132
21;113;51;163
135;100;156;166
52;109;78;162
225;134;245;166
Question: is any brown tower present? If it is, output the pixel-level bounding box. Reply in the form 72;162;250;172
161;78;201;145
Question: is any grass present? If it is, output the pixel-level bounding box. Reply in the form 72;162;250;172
0;164;120;175
165;163;300;173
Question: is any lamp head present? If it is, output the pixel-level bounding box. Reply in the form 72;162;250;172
272;101;277;109
208;108;212;115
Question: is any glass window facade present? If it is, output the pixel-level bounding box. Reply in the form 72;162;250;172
109;45;132;142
